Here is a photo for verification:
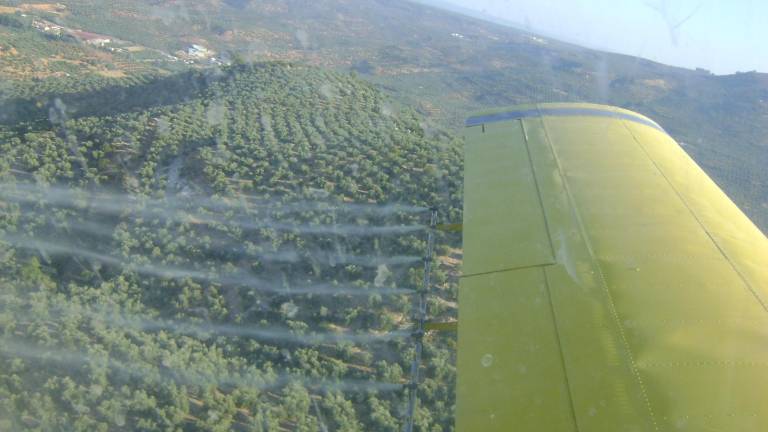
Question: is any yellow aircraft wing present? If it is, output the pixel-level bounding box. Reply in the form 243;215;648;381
457;103;768;431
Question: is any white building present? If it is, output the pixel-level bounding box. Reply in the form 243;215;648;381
187;44;210;58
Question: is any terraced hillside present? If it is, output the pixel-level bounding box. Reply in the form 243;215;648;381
0;2;765;430
0;63;462;431
1;0;765;229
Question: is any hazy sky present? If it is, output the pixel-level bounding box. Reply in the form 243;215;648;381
441;0;766;75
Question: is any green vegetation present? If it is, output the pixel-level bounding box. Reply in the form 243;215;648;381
0;0;765;430
1;0;762;228
0;13;31;29
0;63;462;431
0;24;167;83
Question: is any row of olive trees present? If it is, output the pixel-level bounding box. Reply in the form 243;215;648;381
0;62;460;431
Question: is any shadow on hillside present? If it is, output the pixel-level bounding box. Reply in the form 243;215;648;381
0;64;268;129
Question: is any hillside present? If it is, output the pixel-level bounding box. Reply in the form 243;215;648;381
0;0;765;229
0;1;766;430
0;63;462;431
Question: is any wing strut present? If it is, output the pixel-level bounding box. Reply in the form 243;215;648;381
403;207;438;432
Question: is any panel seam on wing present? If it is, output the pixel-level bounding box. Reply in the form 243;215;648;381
620;120;768;314
524;115;581;431
637;360;768;368
538;108;661;432
520;118;558;261
460;261;557;279
542;267;582;431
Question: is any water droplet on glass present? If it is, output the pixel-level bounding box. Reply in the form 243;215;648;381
115;410;126;427
481;353;493;367
280;302;299;318
374;264;391;287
